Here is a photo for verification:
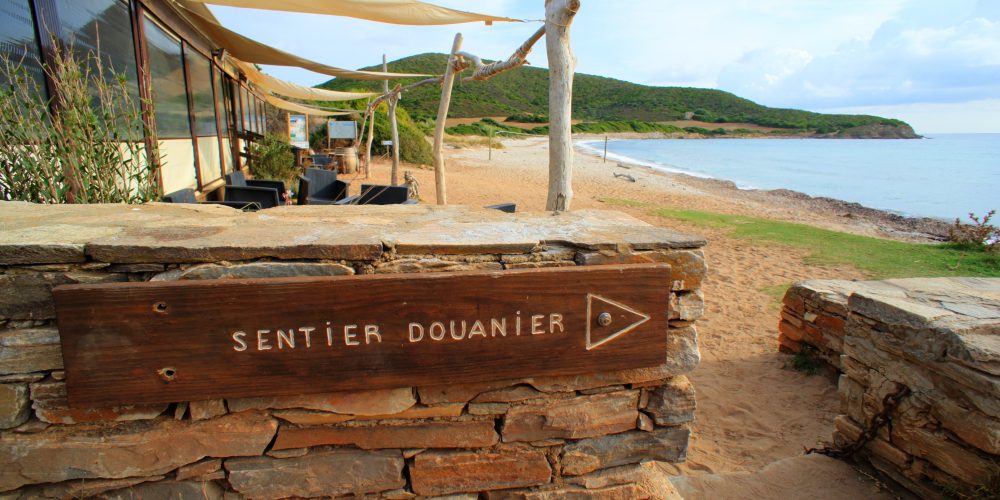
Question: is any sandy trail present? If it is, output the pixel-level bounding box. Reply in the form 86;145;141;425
349;136;896;498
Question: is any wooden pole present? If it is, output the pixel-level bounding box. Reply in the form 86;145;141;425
432;33;463;205
364;108;375;179
544;0;580;211
384;55;400;186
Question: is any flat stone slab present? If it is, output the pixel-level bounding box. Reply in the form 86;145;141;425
0;202;705;264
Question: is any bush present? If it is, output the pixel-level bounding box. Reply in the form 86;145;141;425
247;134;296;184
0;44;156;203
505;113;548;123
949;210;999;252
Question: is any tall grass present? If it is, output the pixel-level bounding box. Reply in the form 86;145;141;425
0;42;157;203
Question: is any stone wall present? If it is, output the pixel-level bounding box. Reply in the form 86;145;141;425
0;202;705;499
780;278;1000;497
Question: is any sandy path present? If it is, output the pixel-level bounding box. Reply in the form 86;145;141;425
348;136;893;498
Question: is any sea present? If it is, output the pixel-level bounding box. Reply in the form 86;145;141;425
576;134;1000;222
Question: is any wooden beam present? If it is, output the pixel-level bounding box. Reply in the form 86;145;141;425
544;0;580;211
431;33;464;205
383;55;401;185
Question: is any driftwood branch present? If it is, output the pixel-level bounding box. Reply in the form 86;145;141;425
459;26;546;82
545;0;581;211
613;172;636;182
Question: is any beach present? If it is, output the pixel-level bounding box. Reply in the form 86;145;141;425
352;134;914;497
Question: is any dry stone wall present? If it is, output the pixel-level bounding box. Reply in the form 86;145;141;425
780;278;1000;497
0;202;705;499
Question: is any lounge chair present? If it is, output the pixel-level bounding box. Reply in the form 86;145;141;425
335;184;417;205
225;171;284;208
162;188;262;211
297;168;350;205
485;203;516;213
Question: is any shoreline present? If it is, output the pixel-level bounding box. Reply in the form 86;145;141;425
572;133;952;242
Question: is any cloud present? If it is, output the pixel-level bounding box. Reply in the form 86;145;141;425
718;0;1000;108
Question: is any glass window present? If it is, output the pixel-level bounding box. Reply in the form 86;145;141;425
184;47;220;185
248;92;257;133
53;0;140;105
241;85;250;133
213;66;233;173
0;0;46;96
143;15;190;139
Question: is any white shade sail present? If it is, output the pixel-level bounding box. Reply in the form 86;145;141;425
264;94;359;117
233;58;378;101
182;0;520;25
175;2;432;80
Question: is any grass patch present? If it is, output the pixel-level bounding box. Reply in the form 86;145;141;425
760;283;792;310
603;198;1000;279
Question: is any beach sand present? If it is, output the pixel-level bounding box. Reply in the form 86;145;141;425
351;135;904;498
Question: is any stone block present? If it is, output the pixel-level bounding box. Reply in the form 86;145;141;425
272;420;499;450
506;261;576;269
29;380;168;424
410;448;551;496
0;384;30;429
891;422;994;485
179;261;354;280
468;402;509;415
0;328;62;376
0;411;276;491
175;458;223;481
502;391;638;442
272;403;464;425
501;246;577;264
644;376;696;426
189;399;227;420
35;475;165;499
930;395;1000;454
670;290;704;321
227;387;415;415
576;250;705;291
374;258;503;274
102;479;226;500
0;271;125;320
487;484;647;500
225;448;404;499
472;385;551;403
561;427;690;476
419;379;521;405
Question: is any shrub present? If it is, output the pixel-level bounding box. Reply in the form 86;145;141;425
247;134;296;184
0;44;157;203
949;210;999;252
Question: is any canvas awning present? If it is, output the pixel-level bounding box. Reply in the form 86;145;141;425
175;2;432;80
232;58;378;101
264;94;359;117
182;0;520;25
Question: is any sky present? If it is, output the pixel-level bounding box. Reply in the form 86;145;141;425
210;0;1000;134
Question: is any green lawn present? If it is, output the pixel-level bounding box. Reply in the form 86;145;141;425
603;198;1000;279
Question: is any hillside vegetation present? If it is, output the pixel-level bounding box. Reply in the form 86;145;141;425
321;53;917;137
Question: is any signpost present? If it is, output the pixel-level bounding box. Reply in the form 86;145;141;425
53;264;670;407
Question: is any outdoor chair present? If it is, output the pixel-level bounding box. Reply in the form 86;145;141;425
297;168;350;205
311;155;334;168
162;188;262;211
225;171;285;208
335;184;417;205
485;203;516;213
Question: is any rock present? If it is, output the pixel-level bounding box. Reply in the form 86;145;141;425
419;379;521;405
561;427;690;476
637;412;654;432
486;484;647;499
0;222;119;265
502;391;638;442
225;447;405;499
272;411;354;425
472;385;550;403
0;271;125;320
36;475;165;499
468;403;510;415
101;479;225;500
266;447;308;459
374;258;503;274
670;290;704;321
189;399;227;420
175;458;223;481
507;261;576;269
410;448;551;496
272;420;499;450
105;263;166;273
179;261;355;280
644;376;696;426
0;411;276;491
501;246;577;264
0;384;30;429
890;421;995;485
227;387;415;415
576;250;706;292
29;380;168;424
0;328;63;375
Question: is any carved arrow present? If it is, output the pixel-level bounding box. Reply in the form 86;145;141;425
585;293;652;350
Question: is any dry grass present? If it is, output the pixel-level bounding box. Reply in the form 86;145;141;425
443;134;505;149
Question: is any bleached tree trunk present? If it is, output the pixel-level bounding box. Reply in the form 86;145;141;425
364;108;375;179
432;33;464;205
384;55;400;185
544;0;580;211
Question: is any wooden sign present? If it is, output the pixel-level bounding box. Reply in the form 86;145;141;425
53;264;671;407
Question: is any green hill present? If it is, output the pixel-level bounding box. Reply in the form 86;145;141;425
319;53;916;137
